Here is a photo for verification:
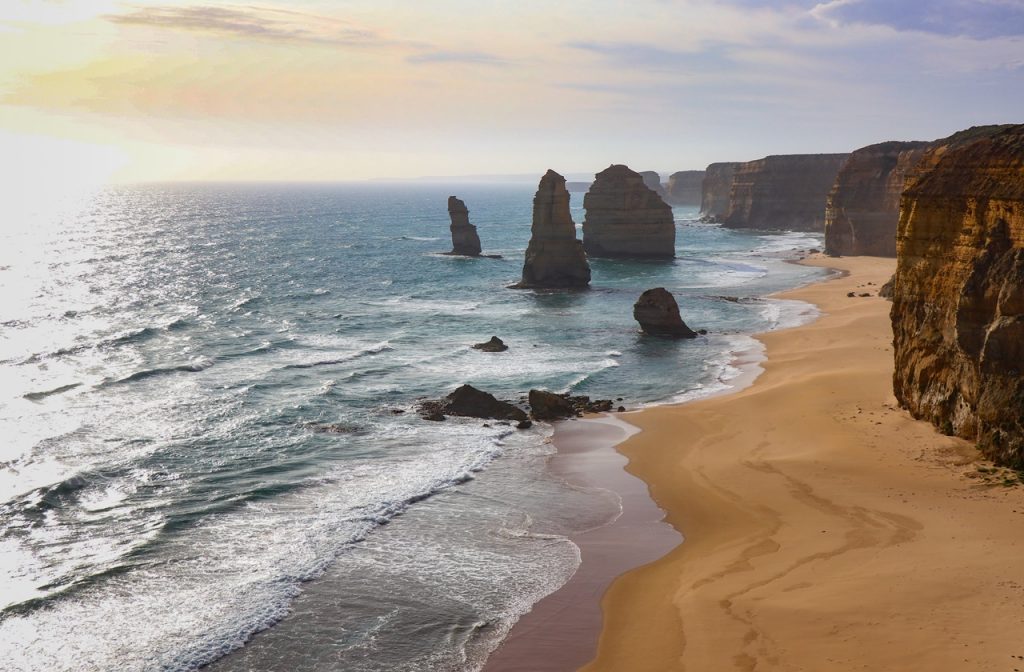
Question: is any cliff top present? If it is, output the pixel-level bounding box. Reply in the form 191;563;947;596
906;124;1024;201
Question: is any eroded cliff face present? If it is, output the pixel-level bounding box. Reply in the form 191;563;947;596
824;142;931;257
700;162;739;220
665;170;705;206
516;170;591;288
723;154;849;231
891;124;1024;466
583;164;675;259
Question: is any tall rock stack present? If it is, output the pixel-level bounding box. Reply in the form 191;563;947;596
722;154;849;231
446;196;483;256
639;171;667;198
824;141;931;257
890;124;1024;466
700;162;740;220
582;164;675;259
516;170;591;288
665;170;705;206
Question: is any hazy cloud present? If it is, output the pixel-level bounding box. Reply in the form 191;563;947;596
813;0;1024;38
406;50;509;66
106;5;384;46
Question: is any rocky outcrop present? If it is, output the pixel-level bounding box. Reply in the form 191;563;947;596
700;162;740;220
891;124;1024;466
824;142;931;256
582;164;675;259
419;384;528;422
665;170;705;206
472;336;508;352
639;171;667;198
633;288;697;337
515;170;591;289
722;154;849;231
528;390;615;420
446;196;482;256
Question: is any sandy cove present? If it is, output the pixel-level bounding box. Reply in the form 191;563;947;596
581;255;1024;672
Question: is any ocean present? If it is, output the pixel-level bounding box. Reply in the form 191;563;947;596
0;182;828;671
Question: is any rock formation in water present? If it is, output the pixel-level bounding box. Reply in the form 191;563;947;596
665;170;705;206
472;336;508;352
528;389;615;420
824;142;931;256
639;171;667;198
891;124;1024;466
700;162;740;220
582;164;675;259
515;170;591;288
419;384;528;422
633;287;697;337
722;154;849;231
446;196;482;256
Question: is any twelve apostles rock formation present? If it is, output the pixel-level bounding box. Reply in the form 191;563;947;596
665;170;705;206
639;171;668;198
515;170;591;288
633;288;697;337
824;141;931;257
582;164;675;259
700;162;740;220
891;124;1024;466
446;196;483;256
722;154;849;231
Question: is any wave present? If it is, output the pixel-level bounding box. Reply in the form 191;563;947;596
21;317;193;364
398;235;441;242
23;383;82;401
101;358;215;387
564;358;621;392
281;341;393;370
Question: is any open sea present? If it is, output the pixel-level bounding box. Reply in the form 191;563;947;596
0;182;828;671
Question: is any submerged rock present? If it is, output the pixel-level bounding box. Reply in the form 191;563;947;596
633;288;697;337
515;170;591;288
472;336;508;352
446;196;482;256
583;164;675;259
419;384;528;422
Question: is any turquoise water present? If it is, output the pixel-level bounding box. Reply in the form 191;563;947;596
0;182;827;671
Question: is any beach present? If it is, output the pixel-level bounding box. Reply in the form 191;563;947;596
578;255;1024;671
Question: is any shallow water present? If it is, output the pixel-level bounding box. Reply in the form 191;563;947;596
0;182;827;670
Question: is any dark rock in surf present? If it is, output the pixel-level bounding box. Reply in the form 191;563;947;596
633;288;698;337
472;336;508;352
446;196;482;256
419;384;528;422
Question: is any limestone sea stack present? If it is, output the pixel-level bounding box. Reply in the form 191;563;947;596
633;288;697;337
515;170;591;289
824;142;931;256
891;124;1024;466
446;196;482;256
665;170;705;206
639;171;667;198
582;164;675;259
700;162;740;220
722;154;849;231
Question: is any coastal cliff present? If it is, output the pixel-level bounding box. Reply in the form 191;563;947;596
446;196;483;256
723;154;849;231
516;170;591;288
665;170;705;206
639;171;667;198
891;124;1024;466
824;142;931;256
582;164;675;259
700;162;739;220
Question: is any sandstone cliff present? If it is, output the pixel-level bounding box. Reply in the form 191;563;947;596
582;164;675;259
446;196;482;256
639;171;667;198
665;170;705;206
516;170;591;288
722;154;849;231
891;124;1024;466
824;142;931;257
700;162;739;220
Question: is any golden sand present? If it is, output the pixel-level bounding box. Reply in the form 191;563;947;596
581;256;1024;672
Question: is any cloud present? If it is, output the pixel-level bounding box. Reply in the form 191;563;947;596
106;5;384;46
406;50;509;66
812;0;1024;38
566;41;733;71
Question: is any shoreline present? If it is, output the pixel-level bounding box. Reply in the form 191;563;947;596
483;415;680;672
580;255;1024;671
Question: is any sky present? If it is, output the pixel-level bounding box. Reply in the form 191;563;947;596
0;0;1022;185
